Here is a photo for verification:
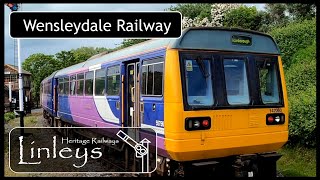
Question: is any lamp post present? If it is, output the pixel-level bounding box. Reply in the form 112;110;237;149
6;3;24;135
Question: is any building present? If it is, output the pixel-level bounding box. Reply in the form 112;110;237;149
4;64;32;112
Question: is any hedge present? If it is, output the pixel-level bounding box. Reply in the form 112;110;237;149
285;42;316;147
269;18;316;68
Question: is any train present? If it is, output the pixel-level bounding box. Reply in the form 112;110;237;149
41;27;288;177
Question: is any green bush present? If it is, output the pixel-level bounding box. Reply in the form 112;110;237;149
288;86;316;147
285;41;316;95
268;18;316;68
4;112;16;123
285;42;316;147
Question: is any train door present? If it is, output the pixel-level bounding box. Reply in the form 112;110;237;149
126;61;141;128
125;61;142;171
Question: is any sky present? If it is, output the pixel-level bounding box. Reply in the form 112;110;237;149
4;3;265;66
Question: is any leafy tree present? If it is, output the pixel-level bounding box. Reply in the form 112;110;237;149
119;39;149;48
71;47;110;64
168;3;212;20
264;4;289;27
223;5;263;31
55;50;75;68
286;3;316;20
181;4;240;28
22;53;59;105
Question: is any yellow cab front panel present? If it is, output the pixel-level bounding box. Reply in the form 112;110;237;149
163;49;288;162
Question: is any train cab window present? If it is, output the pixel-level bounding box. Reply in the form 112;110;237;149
95;69;106;96
58;78;64;95
76;73;84;95
183;58;214;106
223;58;250;105
106;65;120;96
256;57;280;104
85;71;94;96
64;77;70;95
70;75;76;96
141;57;164;96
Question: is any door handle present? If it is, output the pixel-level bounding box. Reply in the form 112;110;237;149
152;104;156;111
131;87;135;103
140;102;144;112
116;101;120;110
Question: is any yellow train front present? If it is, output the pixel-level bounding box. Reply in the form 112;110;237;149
161;27;288;177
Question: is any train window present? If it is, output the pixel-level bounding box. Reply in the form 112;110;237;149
141;57;164;96
256;57;280;104
147;65;154;95
70;75;76;96
64;77;70;95
49;82;52;94
223;58;250;105
106;65;120;96
154;63;163;95
95;69;106;96
58;78;64;95
184;58;214;106
85;71;94;96
76;73;84;95
141;66;147;94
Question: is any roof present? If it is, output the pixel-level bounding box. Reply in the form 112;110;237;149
5;64;32;75
53;27;281;77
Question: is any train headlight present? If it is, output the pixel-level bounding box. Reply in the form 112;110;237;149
185;117;211;131
193;120;200;128
266;114;285;125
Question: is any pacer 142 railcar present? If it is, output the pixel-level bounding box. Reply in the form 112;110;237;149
41;27;288;177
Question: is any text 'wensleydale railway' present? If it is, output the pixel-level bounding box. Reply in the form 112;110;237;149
10;12;182;38
22;19;172;35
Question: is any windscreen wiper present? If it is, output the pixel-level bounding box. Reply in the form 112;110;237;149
196;56;210;78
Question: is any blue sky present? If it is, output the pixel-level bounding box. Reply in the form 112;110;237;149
4;3;265;65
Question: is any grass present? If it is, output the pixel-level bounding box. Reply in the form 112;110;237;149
7;113;42;127
277;145;316;177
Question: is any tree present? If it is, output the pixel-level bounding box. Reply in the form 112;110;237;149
181;3;241;28
119;39;149;48
264;4;289;27
71;47;111;64
224;5;263;31
55;50;75;69
168;4;212;20
286;4;316;20
22;54;59;106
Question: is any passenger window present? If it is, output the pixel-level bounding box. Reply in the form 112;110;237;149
85;71;94;96
223;58;250;105
141;57;164;96
70;75;76;96
95;69;106;96
76;73;84;96
154;63;163;95
147;65;154;95
106;65;120;96
141;66;147;95
64;77;69;95
58;78;64;95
